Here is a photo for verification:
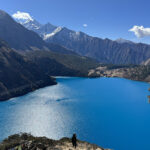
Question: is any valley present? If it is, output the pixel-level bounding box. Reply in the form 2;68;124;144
0;10;150;101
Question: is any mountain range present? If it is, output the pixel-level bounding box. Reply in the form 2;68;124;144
15;13;150;65
0;10;99;101
0;9;150;100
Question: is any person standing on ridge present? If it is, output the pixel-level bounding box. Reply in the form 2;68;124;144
72;134;77;148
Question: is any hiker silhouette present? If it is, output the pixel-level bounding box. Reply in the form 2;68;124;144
72;134;77;148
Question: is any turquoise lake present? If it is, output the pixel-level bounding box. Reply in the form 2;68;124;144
0;77;150;150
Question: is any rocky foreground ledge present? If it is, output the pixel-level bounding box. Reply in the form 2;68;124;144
0;133;111;150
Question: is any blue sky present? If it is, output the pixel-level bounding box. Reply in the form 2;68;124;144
1;0;150;43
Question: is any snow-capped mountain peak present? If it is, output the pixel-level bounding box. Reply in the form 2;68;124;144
23;19;41;30
12;11;34;23
12;11;42;31
12;11;58;38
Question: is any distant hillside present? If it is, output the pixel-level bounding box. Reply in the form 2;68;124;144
45;28;150;65
88;64;150;82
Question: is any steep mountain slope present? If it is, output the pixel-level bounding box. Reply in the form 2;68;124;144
0;39;56;101
0;10;80;55
13;13;58;39
35;23;57;38
25;50;99;76
17;18;42;31
15;13;57;37
47;43;78;55
0;10;49;51
45;27;150;64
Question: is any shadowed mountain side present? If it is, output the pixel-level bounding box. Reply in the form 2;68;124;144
0;39;99;101
0;39;56;101
24;50;99;76
0;10;78;55
47;43;78;55
0;10;48;51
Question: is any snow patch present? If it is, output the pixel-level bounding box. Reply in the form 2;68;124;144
43;27;62;40
12;11;34;22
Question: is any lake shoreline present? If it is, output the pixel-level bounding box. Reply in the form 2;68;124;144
0;77;57;102
0;75;149;102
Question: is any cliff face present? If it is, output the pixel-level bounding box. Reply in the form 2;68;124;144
0;133;111;150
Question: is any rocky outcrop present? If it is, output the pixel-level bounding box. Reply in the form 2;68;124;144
0;133;110;150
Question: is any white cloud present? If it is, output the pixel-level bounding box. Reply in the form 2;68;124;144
129;25;150;38
83;24;88;28
12;11;33;21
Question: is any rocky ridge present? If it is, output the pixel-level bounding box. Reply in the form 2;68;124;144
0;133;111;150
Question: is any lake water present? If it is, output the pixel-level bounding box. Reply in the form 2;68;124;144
0;77;150;150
